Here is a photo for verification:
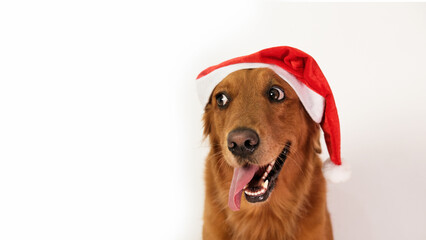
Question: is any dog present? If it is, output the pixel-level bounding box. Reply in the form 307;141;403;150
201;67;333;240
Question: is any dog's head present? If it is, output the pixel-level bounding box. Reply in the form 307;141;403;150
203;68;321;210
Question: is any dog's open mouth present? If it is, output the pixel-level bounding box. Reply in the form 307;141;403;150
228;142;291;211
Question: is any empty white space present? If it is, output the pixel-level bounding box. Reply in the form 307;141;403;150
1;1;425;239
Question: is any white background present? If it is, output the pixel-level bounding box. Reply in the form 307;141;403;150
1;1;426;239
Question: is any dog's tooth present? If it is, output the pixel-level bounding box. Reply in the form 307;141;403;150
262;180;269;189
266;165;272;173
246;188;265;196
262;172;268;180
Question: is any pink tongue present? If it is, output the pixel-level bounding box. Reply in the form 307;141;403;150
228;165;259;211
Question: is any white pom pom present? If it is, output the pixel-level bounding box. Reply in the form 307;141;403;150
322;158;351;183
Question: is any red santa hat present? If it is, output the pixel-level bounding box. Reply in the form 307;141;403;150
196;46;350;183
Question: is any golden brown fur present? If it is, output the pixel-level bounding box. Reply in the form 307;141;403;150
202;68;333;240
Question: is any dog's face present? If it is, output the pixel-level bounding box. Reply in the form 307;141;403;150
203;68;319;208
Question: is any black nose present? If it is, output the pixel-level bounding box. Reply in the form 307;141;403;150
227;128;259;157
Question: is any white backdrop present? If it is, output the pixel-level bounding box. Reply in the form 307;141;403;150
1;1;426;240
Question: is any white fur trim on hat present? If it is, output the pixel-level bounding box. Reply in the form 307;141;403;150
322;158;351;183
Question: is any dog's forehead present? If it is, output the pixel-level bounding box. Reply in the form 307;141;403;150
216;68;295;95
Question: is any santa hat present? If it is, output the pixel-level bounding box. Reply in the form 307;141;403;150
196;46;350;183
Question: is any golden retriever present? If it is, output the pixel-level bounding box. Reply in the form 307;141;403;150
202;68;333;239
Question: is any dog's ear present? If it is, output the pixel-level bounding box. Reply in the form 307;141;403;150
202;97;213;138
312;124;322;154
303;106;322;154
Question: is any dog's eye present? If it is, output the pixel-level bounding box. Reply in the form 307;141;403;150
268;86;285;102
216;93;230;108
